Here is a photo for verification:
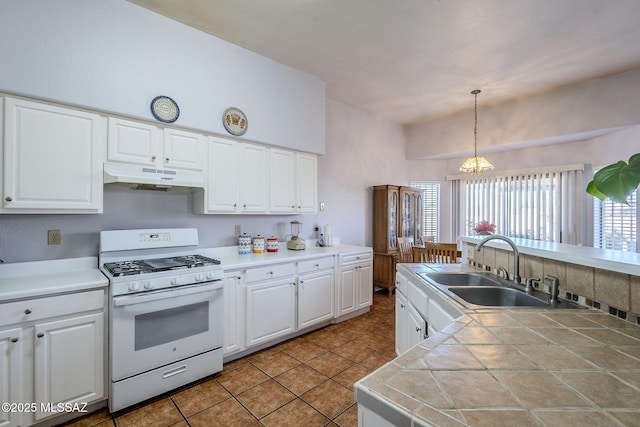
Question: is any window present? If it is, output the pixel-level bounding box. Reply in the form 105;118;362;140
593;188;638;252
450;165;584;244
411;181;440;242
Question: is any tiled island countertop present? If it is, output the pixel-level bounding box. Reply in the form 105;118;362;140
355;264;640;426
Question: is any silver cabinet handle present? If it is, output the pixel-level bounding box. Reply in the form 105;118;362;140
10;337;18;343
24;309;32;315
151;155;156;161
37;333;44;338
416;327;421;332
165;157;170;162
400;303;405;308
5;196;12;202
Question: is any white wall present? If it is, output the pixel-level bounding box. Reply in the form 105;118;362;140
406;68;640;159
0;0;325;154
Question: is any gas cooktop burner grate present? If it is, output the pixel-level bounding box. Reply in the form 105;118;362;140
104;254;221;277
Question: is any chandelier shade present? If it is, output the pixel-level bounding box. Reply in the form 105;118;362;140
459;89;494;174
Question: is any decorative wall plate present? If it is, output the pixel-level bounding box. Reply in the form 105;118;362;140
150;96;180;123
222;107;248;136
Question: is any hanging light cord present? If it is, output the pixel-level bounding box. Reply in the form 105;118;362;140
472;89;480;158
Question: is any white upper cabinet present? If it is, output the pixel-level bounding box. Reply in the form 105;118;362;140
195;137;268;214
269;148;318;214
1;97;105;214
107;117;205;171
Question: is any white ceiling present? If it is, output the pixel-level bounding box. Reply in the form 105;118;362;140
128;0;640;125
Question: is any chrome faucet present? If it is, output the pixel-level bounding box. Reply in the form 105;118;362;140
476;235;521;285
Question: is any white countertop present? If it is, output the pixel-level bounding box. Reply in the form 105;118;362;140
460;235;640;276
0;257;108;301
0;243;372;302
199;243;372;270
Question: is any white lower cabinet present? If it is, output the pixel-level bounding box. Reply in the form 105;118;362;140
337;251;373;318
34;313;104;421
297;257;335;329
0;328;22;427
394;268;463;356
223;271;244;356
0;289;105;427
245;277;296;347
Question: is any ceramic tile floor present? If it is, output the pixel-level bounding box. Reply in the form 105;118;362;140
61;290;395;427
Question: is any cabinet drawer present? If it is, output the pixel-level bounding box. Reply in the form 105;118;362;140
407;280;428;320
244;263;296;283
298;256;335;274
339;251;372;266
0;289;105;327
395;273;408;296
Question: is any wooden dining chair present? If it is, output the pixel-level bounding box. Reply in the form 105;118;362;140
427;243;459;263
396;237;414;263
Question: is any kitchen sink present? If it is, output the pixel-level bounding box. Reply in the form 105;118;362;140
447;286;550;307
419;272;501;287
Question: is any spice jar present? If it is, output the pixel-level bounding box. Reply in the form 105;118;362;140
238;233;252;255
267;236;279;252
252;235;265;253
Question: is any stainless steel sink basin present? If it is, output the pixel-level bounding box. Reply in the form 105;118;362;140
448;286;549;307
420;272;500;287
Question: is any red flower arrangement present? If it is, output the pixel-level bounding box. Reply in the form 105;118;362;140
473;220;496;235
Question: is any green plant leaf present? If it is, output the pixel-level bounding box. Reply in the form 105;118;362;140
590;154;640;203
586;180;607;200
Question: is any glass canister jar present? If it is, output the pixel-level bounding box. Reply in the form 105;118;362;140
238;233;252;255
252;235;265;254
267;236;279;252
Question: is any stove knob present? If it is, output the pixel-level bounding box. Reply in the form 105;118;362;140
143;281;153;290
195;273;205;282
206;271;217;280
128;282;140;292
171;277;182;286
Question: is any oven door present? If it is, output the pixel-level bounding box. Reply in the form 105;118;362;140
110;281;223;382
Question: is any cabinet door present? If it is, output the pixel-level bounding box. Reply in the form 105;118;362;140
0;328;22;427
395;292;408;356
163;128;205;171
245;278;296;347
295;153;318;213
2;97;105;213
223;272;244;355
34;312;104;421
269;148;296;213
407;304;426;350
337;267;357;316
238;143;268;212
298;270;334;329
107;117;161;167
205;137;239;212
356;263;373;309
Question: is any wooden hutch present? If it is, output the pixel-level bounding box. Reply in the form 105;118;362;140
372;185;423;294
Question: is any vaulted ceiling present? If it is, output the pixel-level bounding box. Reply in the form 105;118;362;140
129;0;640;125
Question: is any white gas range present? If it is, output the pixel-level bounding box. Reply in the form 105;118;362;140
99;228;224;413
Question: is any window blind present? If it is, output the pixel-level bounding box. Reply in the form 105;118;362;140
411;182;440;243
449;165;583;244
593;188;638;252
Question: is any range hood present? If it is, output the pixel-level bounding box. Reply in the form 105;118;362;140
103;163;205;191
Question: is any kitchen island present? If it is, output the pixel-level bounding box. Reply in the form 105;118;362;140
355;262;640;426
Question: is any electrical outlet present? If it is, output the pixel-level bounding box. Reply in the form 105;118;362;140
235;224;241;236
48;229;61;245
319;202;325;211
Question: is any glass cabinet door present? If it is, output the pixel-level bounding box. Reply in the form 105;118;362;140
389;190;397;251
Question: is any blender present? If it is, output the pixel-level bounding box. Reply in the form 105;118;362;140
287;220;306;250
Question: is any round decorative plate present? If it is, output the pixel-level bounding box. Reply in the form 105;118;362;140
222;107;248;136
150;96;180;123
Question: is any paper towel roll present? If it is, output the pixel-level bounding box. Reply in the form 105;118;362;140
324;225;332;246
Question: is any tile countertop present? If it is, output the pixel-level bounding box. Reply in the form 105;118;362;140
0;257;108;301
355;263;640;427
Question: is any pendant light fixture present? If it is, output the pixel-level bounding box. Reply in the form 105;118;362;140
459;89;494;174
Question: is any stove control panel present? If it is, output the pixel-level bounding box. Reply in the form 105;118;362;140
111;268;224;295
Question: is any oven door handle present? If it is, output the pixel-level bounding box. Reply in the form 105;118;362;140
113;281;223;307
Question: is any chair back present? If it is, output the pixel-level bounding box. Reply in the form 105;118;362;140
396;237;414;263
426;243;458;263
